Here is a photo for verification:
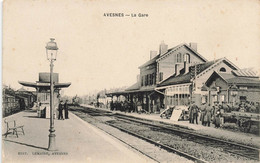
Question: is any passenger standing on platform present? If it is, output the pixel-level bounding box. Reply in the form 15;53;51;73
200;103;206;126
110;101;114;111
204;104;212;127
64;100;69;119
191;103;199;124
188;103;193;124
212;101;219;125
58;100;64;120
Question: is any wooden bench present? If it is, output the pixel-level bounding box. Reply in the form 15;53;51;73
3;119;25;138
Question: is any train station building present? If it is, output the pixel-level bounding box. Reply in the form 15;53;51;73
107;41;207;112
107;41;260;113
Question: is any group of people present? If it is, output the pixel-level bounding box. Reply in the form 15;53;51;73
188;100;260;128
188;101;230;128
58;100;69;120
110;100;134;112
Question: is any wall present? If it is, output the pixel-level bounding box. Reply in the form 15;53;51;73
140;63;157;88
157;46;205;83
195;60;235;94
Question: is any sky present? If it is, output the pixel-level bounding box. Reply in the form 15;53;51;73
2;0;260;96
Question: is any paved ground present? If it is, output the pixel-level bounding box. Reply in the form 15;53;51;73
82;104;260;147
2;110;155;163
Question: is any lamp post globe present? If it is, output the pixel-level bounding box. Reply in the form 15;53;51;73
46;38;58;151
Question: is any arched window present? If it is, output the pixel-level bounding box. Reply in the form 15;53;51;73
183;53;190;63
220;67;226;72
176;53;182;63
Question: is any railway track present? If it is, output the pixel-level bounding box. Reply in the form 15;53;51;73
113;114;260;161
70;106;259;162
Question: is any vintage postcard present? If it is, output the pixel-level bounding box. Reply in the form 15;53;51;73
2;0;260;163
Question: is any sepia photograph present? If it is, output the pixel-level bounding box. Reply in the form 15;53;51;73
2;0;260;162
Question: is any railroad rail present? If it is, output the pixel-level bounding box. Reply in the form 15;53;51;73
113;114;259;161
70;106;259;161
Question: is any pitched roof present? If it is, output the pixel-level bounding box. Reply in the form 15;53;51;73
232;69;258;77
226;77;260;85
17;87;27;92
156;43;208;62
125;82;140;91
206;71;260;87
139;43;208;69
138;54;160;68
158;59;219;87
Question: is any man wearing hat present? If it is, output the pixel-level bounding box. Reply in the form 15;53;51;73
58;100;64;120
64;100;69;119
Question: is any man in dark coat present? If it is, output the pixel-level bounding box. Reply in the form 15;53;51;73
205;104;212;127
200;103;206;126
188;104;193;124
64;100;69;119
58;100;64;120
191;103;199;124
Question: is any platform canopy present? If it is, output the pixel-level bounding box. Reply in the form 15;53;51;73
18;72;71;92
18;81;71;89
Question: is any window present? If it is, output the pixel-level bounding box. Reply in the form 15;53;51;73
219;67;226;72
159;72;163;81
153;73;156;84
240;96;246;102
239;86;247;90
145;75;148;86
150;74;153;85
184;53;190;63
176;53;182;63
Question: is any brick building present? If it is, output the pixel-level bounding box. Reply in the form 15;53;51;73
203;70;260;105
108;41;207;112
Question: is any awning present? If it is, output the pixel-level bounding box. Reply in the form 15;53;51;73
19;81;71;89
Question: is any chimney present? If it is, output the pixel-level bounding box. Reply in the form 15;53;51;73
184;61;189;74
189;42;197;51
175;64;180;76
150;51;157;60
159;41;168;55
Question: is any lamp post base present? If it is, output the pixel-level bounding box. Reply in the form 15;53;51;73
48;128;57;151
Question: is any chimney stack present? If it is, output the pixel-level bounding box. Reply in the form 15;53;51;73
184;61;189;74
159;41;168;55
175;64;180;76
189;42;197;51
150;51;157;60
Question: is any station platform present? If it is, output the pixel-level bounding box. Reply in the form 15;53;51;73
82;104;260;148
2;110;154;163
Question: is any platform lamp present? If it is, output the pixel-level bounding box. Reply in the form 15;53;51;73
230;84;238;107
46;38;59;151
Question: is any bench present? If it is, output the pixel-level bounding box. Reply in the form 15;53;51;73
3;119;25;138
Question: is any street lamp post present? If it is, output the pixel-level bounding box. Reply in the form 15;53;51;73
46;38;58;151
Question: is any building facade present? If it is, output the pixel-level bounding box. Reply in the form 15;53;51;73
204;70;260;105
108;42;207;112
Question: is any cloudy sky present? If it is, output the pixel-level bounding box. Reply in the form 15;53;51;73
3;0;260;96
